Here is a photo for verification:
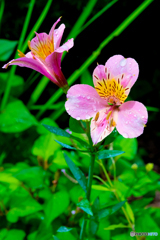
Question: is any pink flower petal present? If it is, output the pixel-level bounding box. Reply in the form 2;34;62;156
65;84;107;120
116;101;148;138
2;57;59;86
55;38;74;53
49;17;62;46
53;24;65;49
91;107;117;145
105;55;139;88
45;51;67;88
93;65;107;87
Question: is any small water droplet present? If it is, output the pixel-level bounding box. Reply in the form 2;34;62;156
129;62;132;65
93;108;97;112
129;68;132;71
66;107;69;111
87;96;90;99
123;132;129;138
129;111;132;114
86;114;90;119
125;121;128;124
82;95;85;98
76;117;80;120
142;116;145;118
134;114;137;117
115;61;117;64
120;58;127;67
138;109;141;112
76;104;79;107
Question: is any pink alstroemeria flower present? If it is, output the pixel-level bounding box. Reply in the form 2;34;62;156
65;55;148;145
3;18;74;93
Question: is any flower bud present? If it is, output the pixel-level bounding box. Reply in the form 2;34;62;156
146;163;154;172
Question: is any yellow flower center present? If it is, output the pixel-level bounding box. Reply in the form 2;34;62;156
95;78;128;105
28;33;54;60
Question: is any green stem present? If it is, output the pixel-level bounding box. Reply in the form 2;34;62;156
0;0;35;111
80;153;95;240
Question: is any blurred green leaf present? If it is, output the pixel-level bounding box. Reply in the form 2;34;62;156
0;228;7;239
32;133;61;160
0;99;38;133
57;226;73;232
80;69;93;86
92;185;111;191
64;153;87;193
0;73;24;96
13;166;46;189
98;201;125;220
56;232;77;240
37;118;58;135
97;150;124;159
69;117;84;133
104;128;119;145
44;190;69;225
3;229;25;240
6;194;42;223
77;198;93;216
104;223;130;230
0;172;21;191
0;39;17;61
89;219;99;236
113;135;137;160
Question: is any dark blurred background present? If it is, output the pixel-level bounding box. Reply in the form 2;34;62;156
1;0;160;166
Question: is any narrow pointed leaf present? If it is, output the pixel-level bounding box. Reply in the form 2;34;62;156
43;125;70;137
98;201;126;220
54;140;78;150
77;199;93;216
97;150;124;160
43;124;90;149
64;153;87;193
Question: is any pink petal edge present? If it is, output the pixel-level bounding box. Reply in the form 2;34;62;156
65;84;107;120
116;101;148;138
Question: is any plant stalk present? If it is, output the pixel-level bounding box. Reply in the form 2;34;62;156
80;153;95;240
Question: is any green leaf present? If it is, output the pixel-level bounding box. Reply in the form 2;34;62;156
44;190;69;225
104;128;119;145
0;172;21;191
77;199;93;216
69;117;84;133
43;125;70;137
0;73;24;96
0;99;38;133
98;201;125;220
64;153;87;193
55;140;78;150
89;220;99;236
97;150;124;159
0;39;18;61
92;197;100;213
53;237;61;240
104;223;130;230
32;133;61;160
57;226;73;232
80;69;93;87
6;194;42;223
0;228;7;239
113;135;137;160
37;118;58;135
92;185;111;191
43;124;89;149
56;232;77;240
3;229;25;240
